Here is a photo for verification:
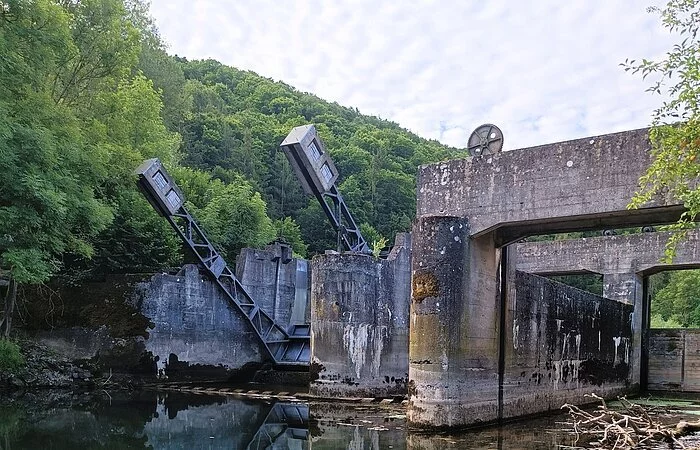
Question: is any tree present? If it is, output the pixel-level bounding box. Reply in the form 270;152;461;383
0;0;113;336
626;0;700;259
652;270;700;327
273;217;308;258
51;0;140;107
174;169;276;262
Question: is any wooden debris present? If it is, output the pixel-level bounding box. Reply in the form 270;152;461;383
561;393;700;449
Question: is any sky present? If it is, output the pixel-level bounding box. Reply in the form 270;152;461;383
148;0;675;150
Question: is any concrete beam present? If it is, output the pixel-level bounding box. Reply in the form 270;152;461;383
514;230;700;276
417;128;684;245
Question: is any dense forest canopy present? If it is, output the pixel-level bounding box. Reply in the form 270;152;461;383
0;0;698;335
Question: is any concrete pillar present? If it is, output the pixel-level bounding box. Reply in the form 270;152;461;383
309;234;411;398
603;273;643;386
408;216;501;428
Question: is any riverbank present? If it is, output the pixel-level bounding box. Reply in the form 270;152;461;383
0;338;148;391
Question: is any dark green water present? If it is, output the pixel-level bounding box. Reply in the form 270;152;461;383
0;389;588;449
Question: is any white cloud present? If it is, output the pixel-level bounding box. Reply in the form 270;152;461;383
149;0;675;150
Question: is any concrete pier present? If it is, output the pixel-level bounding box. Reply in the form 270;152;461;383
411;128;685;428
408;216;502;427
309;234;411;398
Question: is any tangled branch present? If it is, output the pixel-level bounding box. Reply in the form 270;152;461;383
561;393;700;449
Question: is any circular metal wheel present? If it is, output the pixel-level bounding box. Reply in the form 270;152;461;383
641;226;655;233
602;229;616;236
467;124;504;157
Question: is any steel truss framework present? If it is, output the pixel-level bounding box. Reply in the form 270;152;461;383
164;208;310;365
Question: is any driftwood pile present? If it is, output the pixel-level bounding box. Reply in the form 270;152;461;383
561;393;700;449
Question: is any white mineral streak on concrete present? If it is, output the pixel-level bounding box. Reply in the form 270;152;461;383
371;326;388;377
513;320;520;350
575;334;582;359
553;359;582;391
344;323;369;378
343;323;389;379
440;349;449;371
592;302;600;328
613;336;622;364
348;425;364;450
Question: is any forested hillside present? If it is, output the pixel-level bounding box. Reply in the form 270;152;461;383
1;0;697;337
0;0;462;305
166;58;465;255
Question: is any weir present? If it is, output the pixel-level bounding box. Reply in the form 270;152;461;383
136;159;310;366
32;126;694;429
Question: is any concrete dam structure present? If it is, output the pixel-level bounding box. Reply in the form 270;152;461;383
23;126;700;433
410;128;687;428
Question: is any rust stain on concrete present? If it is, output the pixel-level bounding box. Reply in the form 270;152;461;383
412;271;439;303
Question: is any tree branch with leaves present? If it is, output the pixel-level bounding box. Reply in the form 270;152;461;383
625;0;700;260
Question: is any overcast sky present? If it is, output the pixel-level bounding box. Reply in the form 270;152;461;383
148;1;675;150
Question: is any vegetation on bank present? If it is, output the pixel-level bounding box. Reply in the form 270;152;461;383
0;339;23;372
625;0;700;260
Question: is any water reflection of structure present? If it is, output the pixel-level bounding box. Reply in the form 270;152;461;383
246;402;309;449
0;390;587;449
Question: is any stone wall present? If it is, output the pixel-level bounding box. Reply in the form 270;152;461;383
503;271;635;419
648;329;700;392
310;234;411;398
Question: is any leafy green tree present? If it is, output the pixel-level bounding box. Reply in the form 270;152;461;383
51;0;140;106
0;0;113;335
626;0;700;258
295;202;337;255
652;270;700;327
273;217;308;258
72;75;182;276
175;169;276;262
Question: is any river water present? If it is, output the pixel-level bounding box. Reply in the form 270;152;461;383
0;388;584;450
3;389;698;449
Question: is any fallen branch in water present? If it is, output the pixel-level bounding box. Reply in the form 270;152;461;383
561;393;699;449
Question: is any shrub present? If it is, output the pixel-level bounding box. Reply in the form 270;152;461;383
0;339;24;372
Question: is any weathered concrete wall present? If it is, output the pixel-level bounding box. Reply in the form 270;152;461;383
140;264;268;375
20;244;312;379
503;271;635;419
417;129;683;244
310;233;411;398
514;230;700;276
513;230;700;387
409;216;502;427
236;241;310;327
648;329;700;392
